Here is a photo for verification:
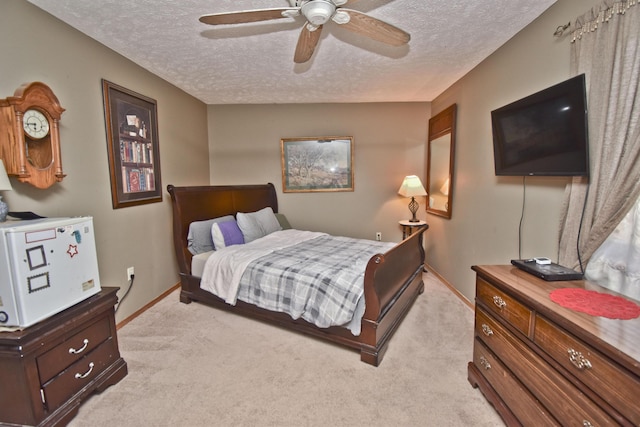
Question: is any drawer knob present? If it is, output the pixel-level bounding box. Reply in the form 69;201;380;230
568;348;592;370
481;324;494;337
69;338;89;354
75;362;95;379
479;356;492;370
583;421;593;427
492;296;507;309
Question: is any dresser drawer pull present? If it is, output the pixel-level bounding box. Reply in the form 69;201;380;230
481;324;494;337
568;348;592;370
74;362;95;379
69;338;89;354
479;356;491;370
492;296;506;309
583;421;593;427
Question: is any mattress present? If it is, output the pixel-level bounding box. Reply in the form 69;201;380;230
191;250;213;277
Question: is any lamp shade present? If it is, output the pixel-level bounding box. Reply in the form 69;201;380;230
0;160;13;191
398;175;427;197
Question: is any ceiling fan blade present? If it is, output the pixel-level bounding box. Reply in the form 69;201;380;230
199;8;298;25
338;9;410;46
294;24;323;63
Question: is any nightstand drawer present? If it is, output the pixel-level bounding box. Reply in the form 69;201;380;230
535;314;640;425
41;337;117;412
37;315;112;384
476;277;532;337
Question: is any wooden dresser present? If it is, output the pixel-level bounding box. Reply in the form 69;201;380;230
468;265;640;426
0;287;127;426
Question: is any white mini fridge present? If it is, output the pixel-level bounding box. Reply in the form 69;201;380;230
0;217;102;328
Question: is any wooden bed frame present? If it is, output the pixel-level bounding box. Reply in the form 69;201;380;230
167;183;427;366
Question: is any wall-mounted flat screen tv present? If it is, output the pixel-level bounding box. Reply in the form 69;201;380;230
491;74;589;176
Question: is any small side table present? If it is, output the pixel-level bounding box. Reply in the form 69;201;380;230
399;219;427;239
0;287;127;426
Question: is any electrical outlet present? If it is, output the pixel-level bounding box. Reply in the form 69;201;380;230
376;232;382;241
127;267;134;281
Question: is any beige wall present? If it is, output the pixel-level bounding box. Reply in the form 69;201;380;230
207;103;431;241
206;0;589;304
0;2;210;322
429;0;588;301
1;0;590;321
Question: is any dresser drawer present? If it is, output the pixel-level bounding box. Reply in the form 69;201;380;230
535;315;640;425
41;337;117;412
476;307;616;426
37;316;112;384
476;277;532;337
473;339;558;426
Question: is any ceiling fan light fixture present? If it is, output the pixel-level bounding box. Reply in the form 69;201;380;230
301;1;336;26
281;10;301;19
332;10;350;25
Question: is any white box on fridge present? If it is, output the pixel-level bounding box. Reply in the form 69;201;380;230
0;217;101;328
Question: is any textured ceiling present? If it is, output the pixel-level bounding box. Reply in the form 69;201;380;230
27;0;556;105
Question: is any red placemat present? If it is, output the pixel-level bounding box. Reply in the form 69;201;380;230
550;288;640;320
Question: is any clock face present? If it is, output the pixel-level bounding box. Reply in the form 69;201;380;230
23;109;50;140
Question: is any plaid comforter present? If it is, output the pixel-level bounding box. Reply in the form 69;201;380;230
236;233;394;335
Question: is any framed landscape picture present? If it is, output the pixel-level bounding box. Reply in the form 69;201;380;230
102;79;162;209
280;136;354;193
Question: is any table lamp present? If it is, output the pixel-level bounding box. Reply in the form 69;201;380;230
398;175;427;222
0;160;13;222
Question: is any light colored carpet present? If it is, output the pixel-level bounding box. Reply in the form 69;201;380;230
68;273;504;426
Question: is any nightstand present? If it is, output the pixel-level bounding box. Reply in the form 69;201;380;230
399;219;427;239
0;287;127;426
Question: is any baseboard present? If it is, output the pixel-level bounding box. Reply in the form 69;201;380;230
116;267;474;330
424;263;474;310
116;282;181;330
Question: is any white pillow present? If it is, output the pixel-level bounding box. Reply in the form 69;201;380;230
236;207;282;243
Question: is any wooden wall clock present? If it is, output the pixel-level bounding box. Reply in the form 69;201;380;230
0;82;65;189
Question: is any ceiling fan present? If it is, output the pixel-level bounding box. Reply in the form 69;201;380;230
199;0;410;63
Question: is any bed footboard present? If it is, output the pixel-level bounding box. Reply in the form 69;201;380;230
360;225;427;365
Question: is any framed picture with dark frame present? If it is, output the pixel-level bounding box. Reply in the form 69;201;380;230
280;136;354;193
102;79;162;209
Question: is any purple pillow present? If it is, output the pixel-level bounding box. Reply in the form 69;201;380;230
211;220;245;249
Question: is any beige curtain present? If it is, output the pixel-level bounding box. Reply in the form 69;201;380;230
558;0;640;271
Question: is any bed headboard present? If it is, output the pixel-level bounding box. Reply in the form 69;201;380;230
166;183;278;275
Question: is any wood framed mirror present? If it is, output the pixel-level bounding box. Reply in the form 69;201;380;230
426;104;456;219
